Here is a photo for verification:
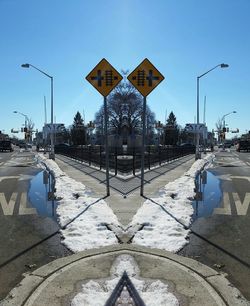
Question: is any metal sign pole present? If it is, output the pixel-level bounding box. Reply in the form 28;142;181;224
140;96;147;196
104;96;110;196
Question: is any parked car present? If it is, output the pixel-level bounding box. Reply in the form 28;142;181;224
0;140;13;152
236;140;250;152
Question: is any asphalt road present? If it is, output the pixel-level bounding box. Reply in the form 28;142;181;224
0;148;70;300
179;147;250;300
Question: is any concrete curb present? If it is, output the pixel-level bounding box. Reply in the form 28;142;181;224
1;245;249;306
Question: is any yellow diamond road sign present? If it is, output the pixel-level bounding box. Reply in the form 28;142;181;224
86;58;123;97
127;58;164;97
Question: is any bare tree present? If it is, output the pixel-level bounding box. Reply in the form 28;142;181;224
215;118;224;142
26;118;35;142
94;77;155;144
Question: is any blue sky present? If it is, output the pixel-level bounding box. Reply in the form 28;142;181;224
1;0;249;138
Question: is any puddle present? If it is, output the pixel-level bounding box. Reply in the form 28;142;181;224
192;170;222;220
28;170;58;219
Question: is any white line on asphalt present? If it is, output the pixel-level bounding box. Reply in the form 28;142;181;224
0;192;18;215
213;192;231;215
19;193;37;215
0;176;20;182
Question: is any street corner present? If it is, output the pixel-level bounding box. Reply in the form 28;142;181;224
1;245;249;306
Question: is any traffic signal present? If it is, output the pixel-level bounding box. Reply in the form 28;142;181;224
24;127;28;133
222;127;226;133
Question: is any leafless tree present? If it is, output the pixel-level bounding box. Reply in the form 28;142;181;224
215;118;223;132
94;77;155;144
26;118;35;142
215;118;224;142
27;118;35;132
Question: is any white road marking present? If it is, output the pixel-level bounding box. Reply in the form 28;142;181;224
232;192;250;215
19;192;37;215
0;176;20;182
214;174;232;181
221;157;237;161
18;174;34;181
213;192;231;215
0;175;35;182
0;192;37;215
0;192;18;215
230;176;250;183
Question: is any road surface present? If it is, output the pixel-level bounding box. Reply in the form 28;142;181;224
180;147;250;300
0;148;70;300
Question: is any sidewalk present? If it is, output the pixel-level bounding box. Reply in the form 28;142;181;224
1;245;248;306
1;154;249;306
55;154;195;225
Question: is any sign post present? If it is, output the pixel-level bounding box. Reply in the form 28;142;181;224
127;58;164;196
86;59;123;196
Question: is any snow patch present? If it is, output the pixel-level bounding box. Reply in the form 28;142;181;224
71;255;179;306
129;154;214;252
37;154;122;252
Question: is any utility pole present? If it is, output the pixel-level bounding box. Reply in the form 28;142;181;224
203;95;206;124
44;96;47;124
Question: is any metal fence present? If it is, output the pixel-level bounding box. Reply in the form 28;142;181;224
55;145;194;175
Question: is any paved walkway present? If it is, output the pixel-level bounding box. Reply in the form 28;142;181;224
55;154;195;225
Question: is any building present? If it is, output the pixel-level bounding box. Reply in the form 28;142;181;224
42;123;65;145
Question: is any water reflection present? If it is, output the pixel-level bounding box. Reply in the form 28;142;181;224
28;170;57;219
192;170;222;220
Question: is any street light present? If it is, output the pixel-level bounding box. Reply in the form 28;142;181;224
13;110;29;141
221;111;237;141
13;110;28;125
21;63;55;159
196;63;229;159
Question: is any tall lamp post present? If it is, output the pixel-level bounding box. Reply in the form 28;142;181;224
21;63;55;160
221;111;236;142
13;110;29;141
196;63;229;159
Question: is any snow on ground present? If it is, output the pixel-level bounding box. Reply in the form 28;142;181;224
71;255;179;306
36;153;213;254
129;154;214;252
36;154;122;252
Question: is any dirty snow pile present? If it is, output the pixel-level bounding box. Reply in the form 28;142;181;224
37;154;122;252
128;154;214;252
71;255;179;306
37;153;213;254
